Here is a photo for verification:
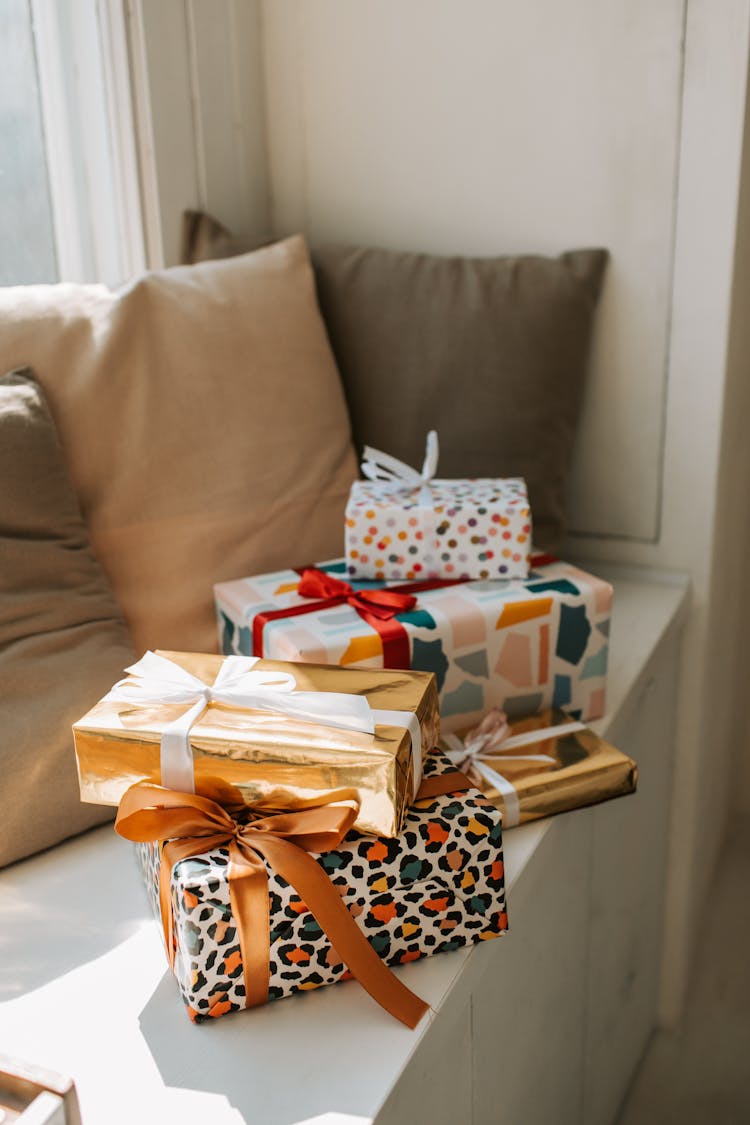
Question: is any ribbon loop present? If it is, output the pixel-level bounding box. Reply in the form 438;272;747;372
298;569;352;601
298;569;417;620
116;781;428;1028
360;431;439;553
361;430;439;488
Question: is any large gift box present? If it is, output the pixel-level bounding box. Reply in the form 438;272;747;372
215;556;613;733
345;432;531;581
121;752;507;1024
73;650;438;838
440;709;637;827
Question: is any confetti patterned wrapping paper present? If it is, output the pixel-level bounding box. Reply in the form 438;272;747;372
135;751;508;1023
345;477;532;581
215;557;613;733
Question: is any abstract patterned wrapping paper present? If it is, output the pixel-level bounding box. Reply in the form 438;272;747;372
345;476;531;581
73;651;439;838
215;557;613;733
440;709;637;827
135;752;508;1023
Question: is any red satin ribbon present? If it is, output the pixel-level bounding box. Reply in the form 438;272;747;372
252;556;555;670
253;568;461;669
528;552;558;569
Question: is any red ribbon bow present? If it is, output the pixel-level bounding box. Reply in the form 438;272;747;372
298;568;418;619
252;557;556;669
253;567;425;668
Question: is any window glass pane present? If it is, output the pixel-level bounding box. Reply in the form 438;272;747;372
0;0;57;283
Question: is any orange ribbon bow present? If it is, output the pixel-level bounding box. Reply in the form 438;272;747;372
116;782;431;1027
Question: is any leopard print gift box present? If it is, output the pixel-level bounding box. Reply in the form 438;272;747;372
136;752;508;1022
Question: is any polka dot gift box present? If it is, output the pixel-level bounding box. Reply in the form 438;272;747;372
214;556;613;733
345;431;531;581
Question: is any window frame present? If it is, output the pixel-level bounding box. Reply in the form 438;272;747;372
30;0;147;286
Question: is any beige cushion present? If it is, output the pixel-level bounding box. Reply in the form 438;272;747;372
182;212;608;551
0;237;358;654
0;369;135;867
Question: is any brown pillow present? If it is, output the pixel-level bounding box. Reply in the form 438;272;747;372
0;237;358;654
0;369;135;867
180;209;268;264
313;245;607;552
182;212;607;551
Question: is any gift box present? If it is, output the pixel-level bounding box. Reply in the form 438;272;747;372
122;751;507;1024
215;556;612;733
440;708;637;827
73;650;439;838
345;431;531;581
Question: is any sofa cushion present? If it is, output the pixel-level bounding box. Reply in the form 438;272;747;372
313;244;607;552
0;237;358;654
0;369;135;867
182;212;607;551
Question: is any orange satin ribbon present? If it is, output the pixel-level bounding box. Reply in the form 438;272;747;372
115;782;437;1028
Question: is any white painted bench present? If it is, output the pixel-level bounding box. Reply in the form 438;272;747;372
0;564;687;1125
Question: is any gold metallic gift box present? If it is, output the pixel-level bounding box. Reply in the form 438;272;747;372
440;709;636;827
73;651;439;838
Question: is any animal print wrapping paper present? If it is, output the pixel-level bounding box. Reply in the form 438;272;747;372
215;557;612;733
135;752;508;1023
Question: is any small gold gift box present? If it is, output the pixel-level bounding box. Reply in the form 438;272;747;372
440;708;636;827
73;650;439;837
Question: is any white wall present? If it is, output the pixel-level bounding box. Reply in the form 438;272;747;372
719;75;750;816
263;0;684;544
259;0;750;1024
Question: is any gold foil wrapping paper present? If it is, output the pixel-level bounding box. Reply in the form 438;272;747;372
441;710;636;827
73;652;439;837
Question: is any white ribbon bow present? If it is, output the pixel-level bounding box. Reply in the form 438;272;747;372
361;430;439;509
442;709;586;827
106;651;424;799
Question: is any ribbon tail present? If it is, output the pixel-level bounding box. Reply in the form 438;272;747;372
228;842;272;1010
160;695;206;792
357;608;412;670
253;835;429;1029
498;721;587;752
159;844;177;969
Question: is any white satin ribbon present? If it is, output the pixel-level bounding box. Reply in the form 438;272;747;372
442;711;587;828
106;651;423;798
361;429;439;510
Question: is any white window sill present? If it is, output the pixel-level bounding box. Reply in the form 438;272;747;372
0;565;688;1125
